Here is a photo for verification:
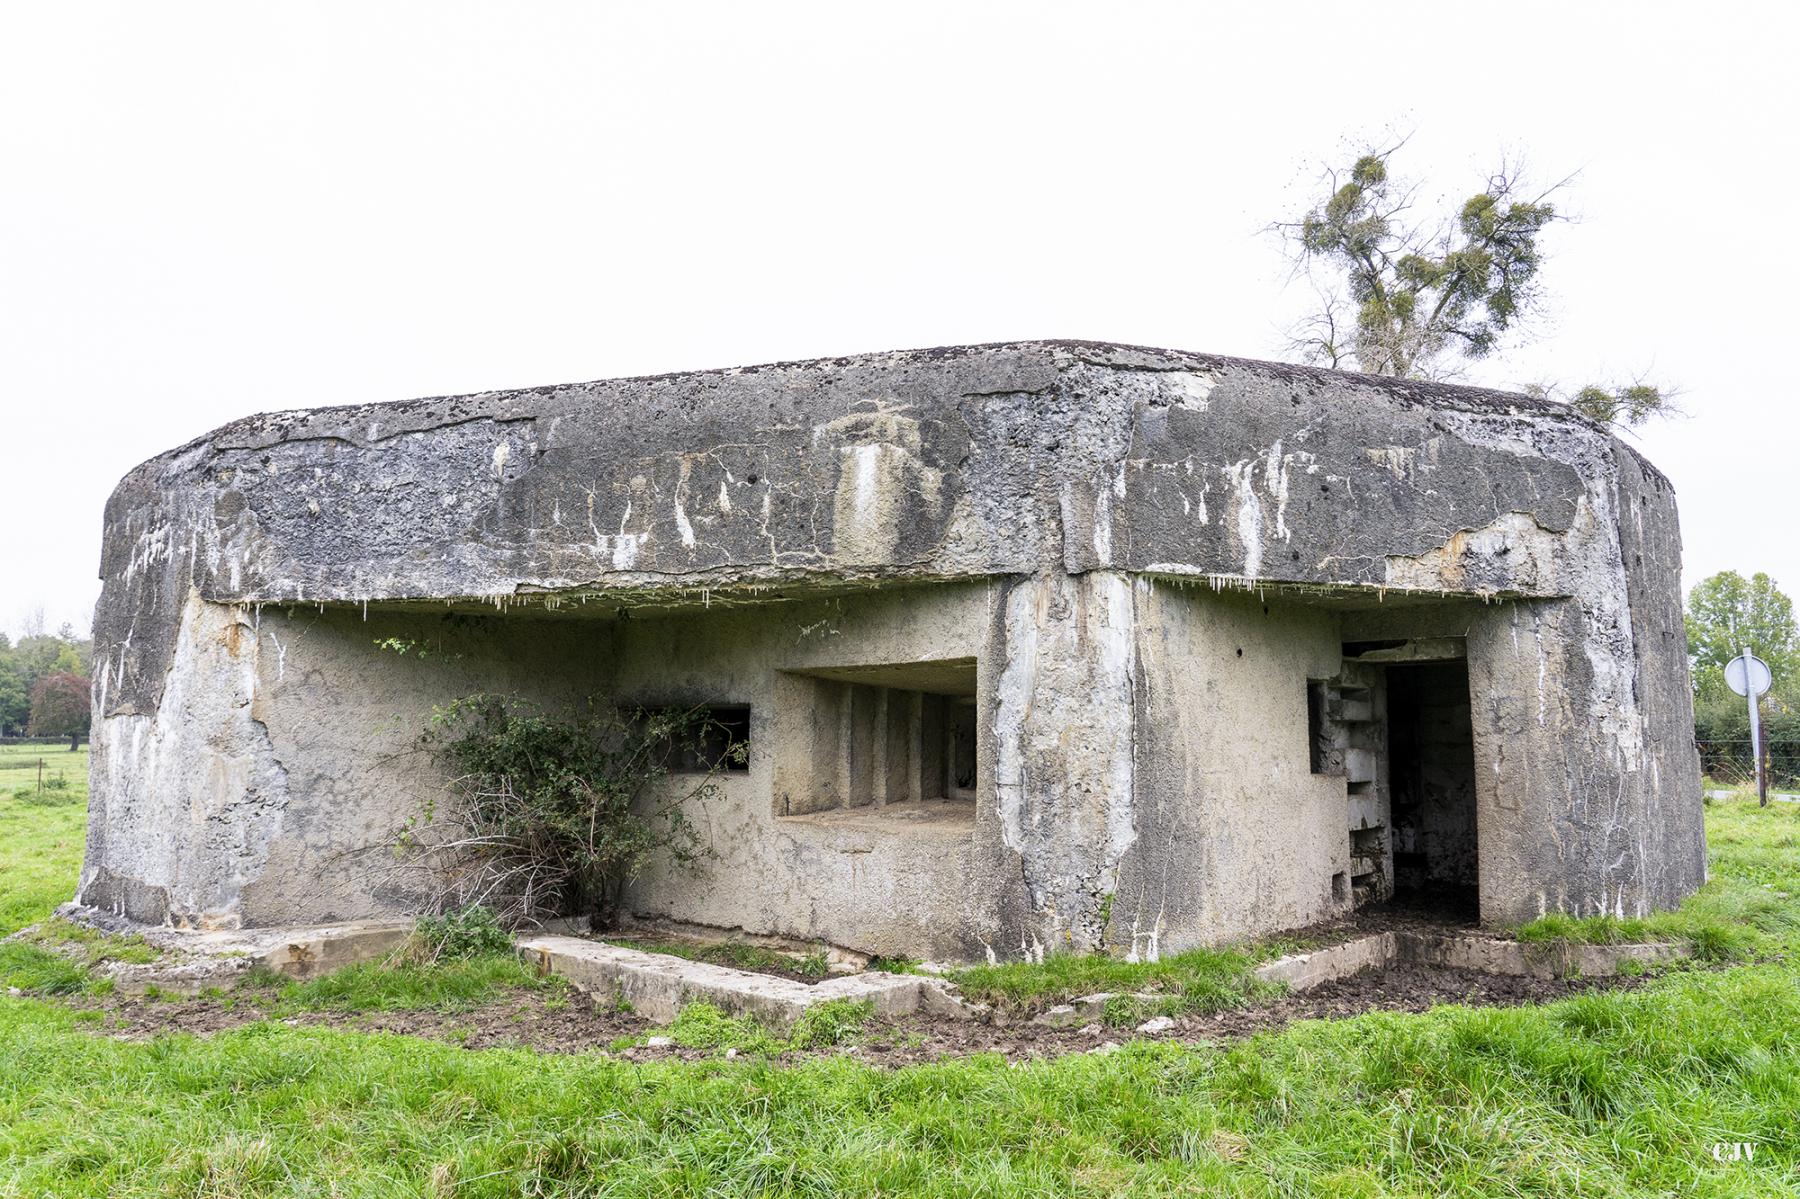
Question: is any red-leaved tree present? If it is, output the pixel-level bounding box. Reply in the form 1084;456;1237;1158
27;671;90;750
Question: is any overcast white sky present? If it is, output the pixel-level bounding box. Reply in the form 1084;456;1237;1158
2;2;1794;640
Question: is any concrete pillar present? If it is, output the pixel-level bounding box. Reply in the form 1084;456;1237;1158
992;571;1139;955
903;690;924;804
869;686;890;808
1468;598;1703;924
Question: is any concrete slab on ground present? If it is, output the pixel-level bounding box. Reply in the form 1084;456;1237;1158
518;934;975;1026
1253;933;1397;991
51;904;414;992
1253;929;1688;992
1397;931;1686;979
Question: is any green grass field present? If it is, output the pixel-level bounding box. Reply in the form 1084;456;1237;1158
0;745;88;938
2;768;1798;1195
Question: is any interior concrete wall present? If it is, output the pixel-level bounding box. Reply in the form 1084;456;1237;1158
1307;659;1393;905
609;580;1011;959
83;582;1017;958
769;669;971;817
81;595;608;927
1111;583;1347;955
1387;660;1479;892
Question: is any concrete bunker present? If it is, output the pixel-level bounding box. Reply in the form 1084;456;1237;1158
75;341;1707;962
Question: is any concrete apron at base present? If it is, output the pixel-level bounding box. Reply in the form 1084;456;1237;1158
1254;930;1689;993
48;905;415;994
518;935;974;1027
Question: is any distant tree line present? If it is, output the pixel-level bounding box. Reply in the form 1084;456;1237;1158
0;623;92;749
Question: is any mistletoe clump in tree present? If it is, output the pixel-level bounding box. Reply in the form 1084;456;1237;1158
1278;144;1673;426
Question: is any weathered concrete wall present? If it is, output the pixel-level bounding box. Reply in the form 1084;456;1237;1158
1467;596;1703;924
607;581;1009;960
82;599;609;926
82;341;1704;953
1113;585;1347;955
1345;588;1706;924
86;579;1040;959
90;342;1653;719
1611;448;1708;902
84;594;288;927
990;571;1141;956
604;572;1153;961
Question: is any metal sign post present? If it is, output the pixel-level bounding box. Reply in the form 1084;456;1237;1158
1725;648;1774;806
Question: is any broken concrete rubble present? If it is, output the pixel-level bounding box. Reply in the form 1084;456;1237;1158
77;341;1704;962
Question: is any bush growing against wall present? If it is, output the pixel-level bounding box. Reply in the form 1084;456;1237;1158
412;905;513;960
396;695;732;929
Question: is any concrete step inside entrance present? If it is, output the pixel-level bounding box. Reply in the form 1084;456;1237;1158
1254;929;1688;992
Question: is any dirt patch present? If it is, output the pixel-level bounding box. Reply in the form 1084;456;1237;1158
80;989;651;1053
63;958;1654;1063
1271;902;1483;950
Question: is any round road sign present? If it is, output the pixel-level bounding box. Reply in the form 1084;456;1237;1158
1725;653;1773;698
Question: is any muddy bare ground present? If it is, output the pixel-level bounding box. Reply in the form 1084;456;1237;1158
76;988;653;1050
1279;900;1484;946
65;960;1650;1065
860;964;1649;1064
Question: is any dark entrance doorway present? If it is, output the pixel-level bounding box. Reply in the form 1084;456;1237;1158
1385;659;1480;919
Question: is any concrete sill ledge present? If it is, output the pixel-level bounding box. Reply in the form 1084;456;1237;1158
518;934;975;1026
1254;930;1689;993
775;799;977;839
